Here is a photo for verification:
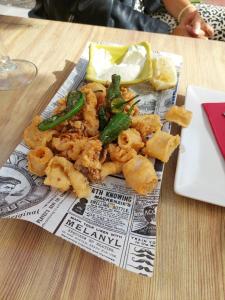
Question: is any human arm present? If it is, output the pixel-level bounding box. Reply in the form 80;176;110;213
163;0;195;20
162;0;214;39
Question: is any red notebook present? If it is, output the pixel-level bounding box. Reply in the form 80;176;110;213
202;102;225;160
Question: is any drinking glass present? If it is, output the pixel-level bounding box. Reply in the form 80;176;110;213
0;39;37;90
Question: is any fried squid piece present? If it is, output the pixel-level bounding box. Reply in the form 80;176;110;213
165;105;192;127
121;87;135;102
23;116;56;149
75;139;102;181
53;98;66;115
80;82;106;97
51;134;75;152
44;156;71;191
101;162;123;180
122;155;158;195
52;134;88;161
80;82;106;110
67;139;88;161
27;146;53;176
44;156;91;198
131;114;162;139
118;128;144;151
68;167;92;199
68;120;86;136
107;144;137;163
82;89;99;136
121;87;139;116
144;131;180;163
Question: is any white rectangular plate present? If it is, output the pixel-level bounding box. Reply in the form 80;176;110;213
174;85;225;206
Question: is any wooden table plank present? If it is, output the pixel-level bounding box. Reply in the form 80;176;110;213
0;16;225;300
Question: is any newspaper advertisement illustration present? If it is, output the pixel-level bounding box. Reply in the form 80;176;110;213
0;45;182;277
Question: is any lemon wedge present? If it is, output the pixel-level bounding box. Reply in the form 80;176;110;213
86;41;152;85
150;57;177;91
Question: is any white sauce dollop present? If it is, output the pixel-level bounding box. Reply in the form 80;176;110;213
92;45;147;81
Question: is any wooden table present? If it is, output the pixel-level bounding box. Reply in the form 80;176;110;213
0;15;225;300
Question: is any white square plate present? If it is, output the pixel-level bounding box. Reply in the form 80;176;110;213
174;85;225;206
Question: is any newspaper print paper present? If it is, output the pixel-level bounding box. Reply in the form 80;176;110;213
0;45;182;277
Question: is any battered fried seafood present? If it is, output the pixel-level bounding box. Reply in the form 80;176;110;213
28;146;53;176
131;114;162;139
75;139;102;181
51;134;88;161
108;144;137;163
123;155;158;195
164;105;192;127
144;131;180;163
82;88;99;136
23;116;56;149
44;156;91;197
118;128;144;151
24;74;189;198
101;162;123;180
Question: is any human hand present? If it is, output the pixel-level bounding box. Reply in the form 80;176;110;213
180;10;214;39
171;25;193;37
172;24;208;39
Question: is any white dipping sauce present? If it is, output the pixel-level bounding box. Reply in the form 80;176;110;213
92;45;147;81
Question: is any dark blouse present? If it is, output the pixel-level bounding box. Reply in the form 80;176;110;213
29;0;169;34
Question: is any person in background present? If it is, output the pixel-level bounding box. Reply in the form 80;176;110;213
157;0;214;38
135;0;224;41
29;0;224;41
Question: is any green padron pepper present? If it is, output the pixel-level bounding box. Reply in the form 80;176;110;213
106;74;121;103
98;105;108;131
111;94;139;114
38;91;85;131
100;100;140;145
